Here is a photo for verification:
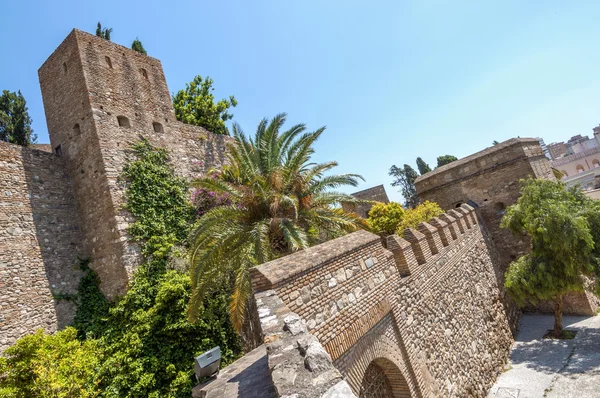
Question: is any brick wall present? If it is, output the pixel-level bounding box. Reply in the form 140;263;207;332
0;142;84;352
251;205;514;397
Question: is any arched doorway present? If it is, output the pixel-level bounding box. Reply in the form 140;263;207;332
359;358;411;398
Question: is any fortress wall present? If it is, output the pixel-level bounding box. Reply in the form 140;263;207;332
415;139;553;273
251;205;513;397
0;142;84;352
415;138;596;322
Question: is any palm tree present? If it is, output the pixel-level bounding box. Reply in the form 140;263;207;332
187;113;366;331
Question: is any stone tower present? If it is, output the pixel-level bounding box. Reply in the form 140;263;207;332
38;29;231;298
414;138;555;269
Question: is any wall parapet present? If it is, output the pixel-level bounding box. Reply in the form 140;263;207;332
248;204;506;397
415;138;547;196
255;289;357;398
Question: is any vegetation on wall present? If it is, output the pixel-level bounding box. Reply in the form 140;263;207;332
502;178;600;337
187;113;366;331
95;22;113;41
0;140;241;398
93;140;240;397
172;76;238;135
436;155;458;167
131;38;147;55
0;90;36;146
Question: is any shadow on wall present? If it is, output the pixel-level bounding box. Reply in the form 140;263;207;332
478;210;522;334
20;147;85;329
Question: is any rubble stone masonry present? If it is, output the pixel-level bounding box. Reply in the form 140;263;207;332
251;205;514;397
0;142;84;352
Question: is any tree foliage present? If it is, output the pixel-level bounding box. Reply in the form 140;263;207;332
0;90;36;146
0;327;101;398
436;155;458;168
367;202;404;236
187;113;366;330
501;179;600;336
172;76;237;135
397;200;444;232
95;22;112;41
131;38;147;55
389;164;419;208
416;157;431;175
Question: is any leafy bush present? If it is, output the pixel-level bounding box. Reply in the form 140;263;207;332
72;259;110;339
397;200;443;232
367;202;404;235
501;179;600;336
96;271;240;398
0;328;102;398
172;76;237;135
191;172;232;216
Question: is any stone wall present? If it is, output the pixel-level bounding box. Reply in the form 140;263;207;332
38;29;232;298
415;138;598;321
342;184;390;218
415;138;554;271
0;142;84;352
251;205;514;397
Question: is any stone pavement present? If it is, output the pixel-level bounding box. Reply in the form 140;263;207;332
192;345;276;398
488;313;600;398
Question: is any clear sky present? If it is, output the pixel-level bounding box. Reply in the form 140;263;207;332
2;1;600;202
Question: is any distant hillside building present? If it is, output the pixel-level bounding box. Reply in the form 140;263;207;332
547;141;567;160
551;126;600;193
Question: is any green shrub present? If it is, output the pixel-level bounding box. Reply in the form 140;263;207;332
367;202;404;235
0;327;102;398
96;270;240;398
397;200;443;232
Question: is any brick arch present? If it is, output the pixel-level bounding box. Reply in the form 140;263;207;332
359;357;411;398
333;315;421;398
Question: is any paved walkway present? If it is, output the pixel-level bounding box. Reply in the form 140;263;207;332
192;345;276;398
488;314;600;398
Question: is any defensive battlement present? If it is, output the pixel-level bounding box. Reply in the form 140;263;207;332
251;204;478;294
247;204;514;397
415;138;545;195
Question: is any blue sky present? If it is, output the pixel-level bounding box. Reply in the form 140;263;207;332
2;1;600;202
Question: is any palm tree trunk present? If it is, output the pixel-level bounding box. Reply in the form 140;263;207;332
554;294;564;338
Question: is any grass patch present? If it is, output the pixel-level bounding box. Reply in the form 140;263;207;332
543;329;577;340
